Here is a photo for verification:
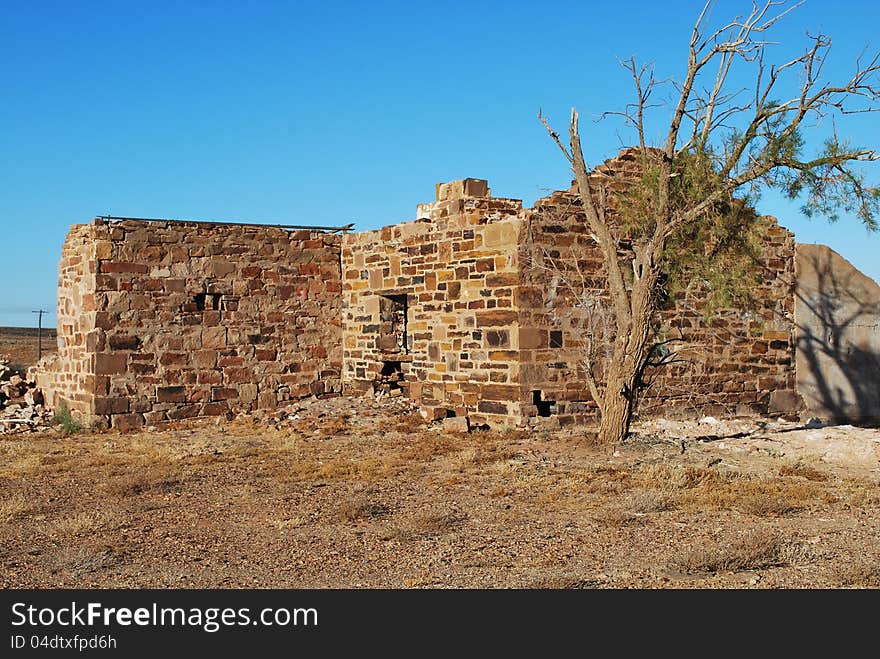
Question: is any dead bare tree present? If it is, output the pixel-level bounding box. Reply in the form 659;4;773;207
540;0;880;444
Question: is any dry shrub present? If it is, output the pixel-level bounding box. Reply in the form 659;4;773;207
834;557;880;588
47;544;122;575
393;412;426;433
279;457;390;483
737;493;804;517
395;435;460;462
529;576;599;589
382;510;467;541
778;461;828;482
338;498;391;522
50;510;115;536
102;457;182;497
292;414;350;437
636;462;822;513
626;489;674;513
0;493;30;523
673;530;810;574
592;504;644;528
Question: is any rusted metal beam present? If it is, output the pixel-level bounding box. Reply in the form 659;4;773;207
95;216;355;233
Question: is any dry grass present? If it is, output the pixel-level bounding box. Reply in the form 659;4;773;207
0;493;31;523
626;489;674;513
101;456;183;497
46;544;122;576
778;461;828;482
337;497;391;522
382;510;468;541
672;530;810;574
834;556;880;588
592;505;645;528
49;510;115;536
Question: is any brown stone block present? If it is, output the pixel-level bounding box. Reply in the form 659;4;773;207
100;262;149;274
192;351;217;369
111;413;144;431
762;330;790;341
108;334;140;351
201;402;229;416
159;352;188;367
486;273;518;287
156;386;187;403
167;404;200;420
255;348;277;361
519;328;548;349
211;387;239;401
143;410;167;425
480;383;519;401
202;326;227;348
94;312;117;330
478;401;508;414
197;371;223;385
223;367;252;384
476;310;517;327
95;353;127;375
257;390;277;409
94;397;130;415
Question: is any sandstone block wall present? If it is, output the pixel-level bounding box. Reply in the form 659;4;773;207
342;181;527;427
38;219;342;429
35;224;99;419
342;151;798;428
519;151;798;425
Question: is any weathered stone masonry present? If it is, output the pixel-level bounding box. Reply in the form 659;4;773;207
38;150;815;429
38;219;342;429
343;154;798;427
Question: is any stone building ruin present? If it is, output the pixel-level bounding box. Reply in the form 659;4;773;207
34;149;880;430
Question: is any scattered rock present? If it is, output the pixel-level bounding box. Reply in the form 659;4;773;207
0;356;53;433
442;416;470;434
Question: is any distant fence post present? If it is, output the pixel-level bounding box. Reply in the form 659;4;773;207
32;309;45;361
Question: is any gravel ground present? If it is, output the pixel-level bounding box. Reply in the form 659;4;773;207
2;393;879;589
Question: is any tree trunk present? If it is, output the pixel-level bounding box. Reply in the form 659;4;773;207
597;376;634;445
597;270;658;445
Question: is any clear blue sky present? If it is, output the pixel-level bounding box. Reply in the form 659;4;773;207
1;0;878;327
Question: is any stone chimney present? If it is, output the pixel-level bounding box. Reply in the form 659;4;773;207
435;178;490;201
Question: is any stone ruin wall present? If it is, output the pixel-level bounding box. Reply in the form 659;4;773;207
36;224;100;419
37;150;801;431
518;150;798;426
342;150;798;428
342;179;528;428
38;219;342;429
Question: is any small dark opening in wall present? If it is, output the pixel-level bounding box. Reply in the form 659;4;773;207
550;330;563;348
532;390;557;417
376;360;404;393
195;293;222;311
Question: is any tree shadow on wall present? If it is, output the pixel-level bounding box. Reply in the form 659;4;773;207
795;248;880;424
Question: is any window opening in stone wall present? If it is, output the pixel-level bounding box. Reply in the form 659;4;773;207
533;390;557;417
550;330;563;348
378;294;409;354
194;293;222;311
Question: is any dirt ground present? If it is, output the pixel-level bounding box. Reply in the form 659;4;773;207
2;390;879;589
0;327;57;372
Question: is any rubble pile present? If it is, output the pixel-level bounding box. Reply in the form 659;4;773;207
248;390;422;431
0;357;53;433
